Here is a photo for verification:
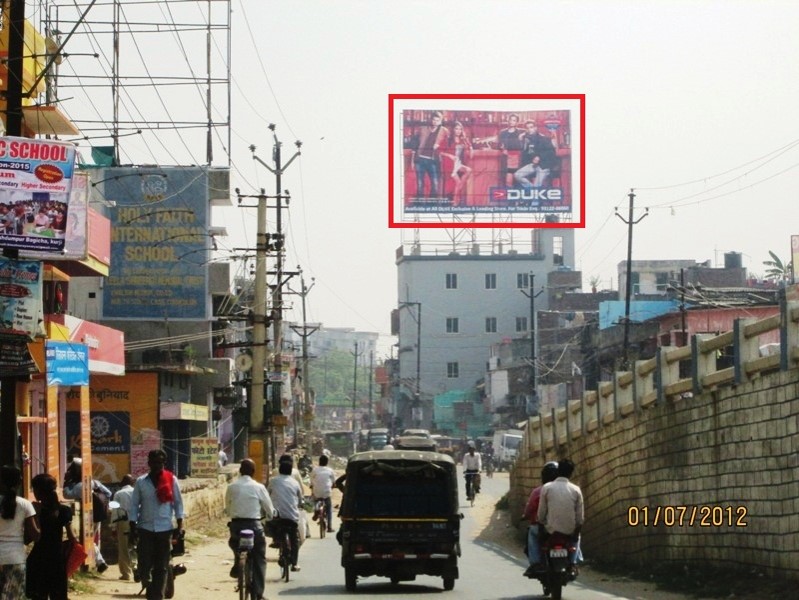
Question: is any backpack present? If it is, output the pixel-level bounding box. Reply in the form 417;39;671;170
92;488;110;523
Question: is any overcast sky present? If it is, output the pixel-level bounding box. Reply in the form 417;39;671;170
57;0;799;356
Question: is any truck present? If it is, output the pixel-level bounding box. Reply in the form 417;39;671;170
492;429;524;471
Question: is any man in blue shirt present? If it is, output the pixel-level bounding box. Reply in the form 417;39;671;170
129;449;184;600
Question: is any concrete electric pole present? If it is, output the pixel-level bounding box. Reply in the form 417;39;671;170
250;126;301;464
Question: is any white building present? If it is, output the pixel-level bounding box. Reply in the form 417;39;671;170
395;230;576;428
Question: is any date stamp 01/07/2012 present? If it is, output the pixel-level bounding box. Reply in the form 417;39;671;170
626;505;748;528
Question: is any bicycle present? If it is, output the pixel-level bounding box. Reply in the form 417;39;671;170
235;529;255;600
313;498;327;539
275;520;293;583
465;471;479;507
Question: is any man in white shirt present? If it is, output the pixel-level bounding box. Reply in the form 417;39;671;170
537;459;584;566
267;462;304;572
113;474;135;580
461;441;482;499
226;459;274;599
310;454;336;533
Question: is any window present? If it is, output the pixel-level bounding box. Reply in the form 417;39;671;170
631;272;640;295
553;235;564;266
445;317;459;333
447;362;459;378
485;317;497;333
445;273;458;289
485;273;497;289
655;272;669;292
517;273;529;289
516;316;528;332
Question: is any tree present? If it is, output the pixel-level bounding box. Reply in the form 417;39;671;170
762;251;792;281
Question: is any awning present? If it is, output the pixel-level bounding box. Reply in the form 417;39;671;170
21;105;79;136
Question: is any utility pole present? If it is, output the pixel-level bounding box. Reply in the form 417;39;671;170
368;350;374;427
250;125;301;464
520;272;544;406
234;187;271;479
351;341;363;429
288;272;317;450
0;0;27;469
616;189;648;369
398;301;422;424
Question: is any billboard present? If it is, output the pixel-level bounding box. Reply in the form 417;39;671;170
0;137;77;252
66;372;159;482
389;95;584;229
99;167;210;319
0;257;43;340
45;341;89;387
21;171;89;261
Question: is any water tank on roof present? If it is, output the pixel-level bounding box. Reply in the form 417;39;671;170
724;252;742;269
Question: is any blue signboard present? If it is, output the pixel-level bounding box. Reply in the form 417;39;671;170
67;411;131;454
45;340;89;387
100;167;209;319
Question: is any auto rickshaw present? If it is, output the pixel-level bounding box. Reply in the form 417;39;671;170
338;449;462;591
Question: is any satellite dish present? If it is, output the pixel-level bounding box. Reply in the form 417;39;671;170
235;353;253;373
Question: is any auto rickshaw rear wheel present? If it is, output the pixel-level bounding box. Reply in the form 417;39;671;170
345;568;357;591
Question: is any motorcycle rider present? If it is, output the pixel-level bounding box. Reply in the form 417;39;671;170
537;459;583;570
521;461;559;576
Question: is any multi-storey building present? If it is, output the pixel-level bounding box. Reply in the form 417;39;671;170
394;230;576;429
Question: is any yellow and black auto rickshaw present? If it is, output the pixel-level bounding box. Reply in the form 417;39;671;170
338;449;461;591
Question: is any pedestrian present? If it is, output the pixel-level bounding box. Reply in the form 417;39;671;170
113;474;136;581
129;449;185;600
27;473;76;600
310;454;336;533
226;458;275;600
0;465;39;598
63;461;112;573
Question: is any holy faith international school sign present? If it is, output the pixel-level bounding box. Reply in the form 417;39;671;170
0;137;77;253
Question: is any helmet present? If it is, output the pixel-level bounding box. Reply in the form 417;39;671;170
541;461;559;483
467;440;476;449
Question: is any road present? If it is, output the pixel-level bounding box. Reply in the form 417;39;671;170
78;471;691;600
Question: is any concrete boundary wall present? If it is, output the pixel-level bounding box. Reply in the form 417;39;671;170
510;301;799;580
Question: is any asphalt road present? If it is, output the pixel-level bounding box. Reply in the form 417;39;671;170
78;470;689;599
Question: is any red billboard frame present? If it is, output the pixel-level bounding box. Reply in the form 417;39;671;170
388;94;585;229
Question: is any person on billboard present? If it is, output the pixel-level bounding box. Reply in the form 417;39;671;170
440;121;473;207
498;113;524;152
514;120;558;189
411;111;448;199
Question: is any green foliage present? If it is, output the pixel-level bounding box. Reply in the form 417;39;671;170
763;250;792;281
308;349;373;407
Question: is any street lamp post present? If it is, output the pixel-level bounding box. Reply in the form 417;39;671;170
399;301;422;426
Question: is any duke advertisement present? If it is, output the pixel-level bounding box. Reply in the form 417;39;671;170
389;95;585;229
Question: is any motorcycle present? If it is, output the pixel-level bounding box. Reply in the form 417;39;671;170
527;532;578;600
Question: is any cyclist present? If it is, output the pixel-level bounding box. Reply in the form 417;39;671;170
310;455;336;533
267;461;303;572
461;440;482;500
226;459;274;599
